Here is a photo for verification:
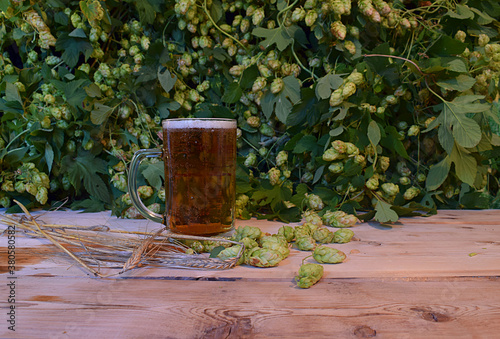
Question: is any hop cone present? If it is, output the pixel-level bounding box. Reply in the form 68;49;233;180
278;225;295;242
313;246;346;264
233;226;262;241
296;263;324;288
218;245;244;265
245;247;283;267
295;236;316;251
333;229;355;243
294;225;311;239
312;228;335;244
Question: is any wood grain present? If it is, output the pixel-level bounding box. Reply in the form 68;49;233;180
1;277;499;338
1;209;499;338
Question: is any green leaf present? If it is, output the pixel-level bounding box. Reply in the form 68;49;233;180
445;4;474;19
427;36;467;57
240;65;259;89
70;197;106;212
275;92;292;123
437;74;476;91
222;82;243;104
68;28;87;38
470;7;494;25
80;0;103;22
443;58;467;73
141;161;164;190
329;126;344;137
315;74;343;100
293;135;317;154
450;144;477;186
367;120;381;146
62;150;110;203
158;67;177;93
282;76;301;104
252;27;293;51
45;143;54;174
52;79;92;109
134;0;162;25
84;83;102;98
209;246;226;258
313;165;325;184
5;82;22;104
438;122;454;154
440;96;487;148
55;32;93;68
90;102;114;125
210;0;223;23
261;91;275;120
426;156;451;190
374;200;399;223
4;147;29;165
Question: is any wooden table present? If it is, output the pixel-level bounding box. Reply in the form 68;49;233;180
1;209;499;338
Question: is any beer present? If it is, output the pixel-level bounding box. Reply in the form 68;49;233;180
162;119;236;235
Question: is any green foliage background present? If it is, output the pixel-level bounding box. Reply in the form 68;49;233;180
1;0;499;222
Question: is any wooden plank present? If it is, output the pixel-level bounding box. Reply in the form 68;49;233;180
1;276;499;338
2;210;499;279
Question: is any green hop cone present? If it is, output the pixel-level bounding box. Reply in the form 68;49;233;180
313;245;346;264
329;89;343;106
218;245;244;265
322;148;343;162
291;7;306;22
305;10;318;26
260;234;288;247
244;152;257;167
278;225;295;242
407;125;420;136
294;225;311;239
302;210;323;226
252;76;267;93
399;176;411;185
245;247;283;267
323;210;359;228
381;183;399;196
276;150;288;167
295;236;316;251
261;241;290;259
260;123;275;137
333;229;355;243
305;193;324;210
403;186;421;200
345;142;359;156
203;240;231;252
347;70;364;85
240;237;259;251
344;41;356;55
270;77;284;94
342;82;356;98
296;263;324;289
36;187;48;205
330;21;347;40
303;222;320;234
328;162;344;174
366;176;379;190
312;227;335;244
268;167;281;186
189;240;205;253
331;140;346;153
233;225;262;242
0;197;10;208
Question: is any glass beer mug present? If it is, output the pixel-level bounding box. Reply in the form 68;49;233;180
128;118;237;236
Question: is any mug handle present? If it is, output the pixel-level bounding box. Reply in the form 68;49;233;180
128;149;164;224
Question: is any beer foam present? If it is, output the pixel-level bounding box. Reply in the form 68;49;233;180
163;119;236;129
